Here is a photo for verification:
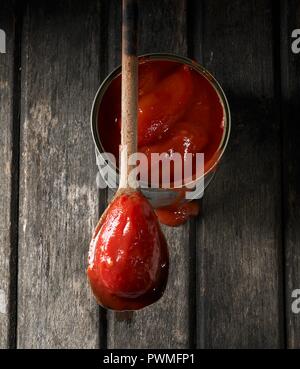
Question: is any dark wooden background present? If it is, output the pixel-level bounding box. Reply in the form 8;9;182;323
0;0;299;349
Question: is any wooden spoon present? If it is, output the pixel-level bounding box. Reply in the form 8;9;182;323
87;0;169;311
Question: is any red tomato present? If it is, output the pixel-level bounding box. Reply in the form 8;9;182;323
139;62;170;97
140;121;209;186
138;65;193;146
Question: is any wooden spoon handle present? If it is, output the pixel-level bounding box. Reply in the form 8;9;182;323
120;0;138;189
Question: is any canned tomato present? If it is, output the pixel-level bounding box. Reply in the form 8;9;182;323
91;53;230;208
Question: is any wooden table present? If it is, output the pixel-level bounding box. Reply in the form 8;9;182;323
0;0;299;349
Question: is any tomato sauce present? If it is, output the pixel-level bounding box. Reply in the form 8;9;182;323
155;200;200;227
98;58;224;225
87;190;169;310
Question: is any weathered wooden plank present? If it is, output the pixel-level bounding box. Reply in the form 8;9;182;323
280;0;300;349
0;1;16;349
17;0;104;348
106;0;194;349
192;0;283;348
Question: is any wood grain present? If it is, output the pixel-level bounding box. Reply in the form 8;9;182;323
17;0;103;348
0;1;16;349
1;0;298;349
192;0;283;348
280;0;300;349
106;0;195;349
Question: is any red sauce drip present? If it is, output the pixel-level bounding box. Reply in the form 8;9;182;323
98;59;224;225
87;191;169;311
155;201;200;227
